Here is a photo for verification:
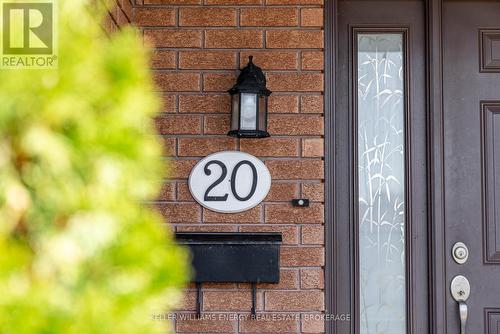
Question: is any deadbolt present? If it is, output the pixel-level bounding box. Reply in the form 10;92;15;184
452;242;469;264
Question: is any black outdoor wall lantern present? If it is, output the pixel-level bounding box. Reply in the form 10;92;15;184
227;56;272;138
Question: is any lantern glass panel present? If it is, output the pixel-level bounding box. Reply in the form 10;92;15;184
258;95;267;131
231;94;240;131
240;93;258;130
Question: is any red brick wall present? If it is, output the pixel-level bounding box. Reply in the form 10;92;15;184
134;1;325;333
103;0;133;32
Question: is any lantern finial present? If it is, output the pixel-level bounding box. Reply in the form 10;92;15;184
228;55;271;96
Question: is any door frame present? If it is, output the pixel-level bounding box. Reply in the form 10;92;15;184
324;0;447;333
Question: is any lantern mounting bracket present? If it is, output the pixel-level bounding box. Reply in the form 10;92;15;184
227;129;270;138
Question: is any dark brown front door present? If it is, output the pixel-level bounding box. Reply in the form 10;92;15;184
332;1;500;333
442;1;500;333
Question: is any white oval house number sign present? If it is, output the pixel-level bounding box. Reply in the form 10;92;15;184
188;151;271;213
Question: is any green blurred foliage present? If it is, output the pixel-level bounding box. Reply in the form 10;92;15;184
0;1;189;333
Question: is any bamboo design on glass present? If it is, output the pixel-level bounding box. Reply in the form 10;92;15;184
357;33;406;334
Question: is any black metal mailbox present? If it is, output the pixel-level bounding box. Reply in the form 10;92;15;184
175;232;282;316
175;232;281;283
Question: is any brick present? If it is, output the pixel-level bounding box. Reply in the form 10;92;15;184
102;14;116;33
204;115;231;135
180;8;237;27
301;95;323;114
205;30;263;48
267;30;323;49
205;0;262;3
240;51;298;70
266;160;323;180
240;138;299;157
144;29;202;48
110;5;130;26
301;314;325;333
239;269;297;290
161;137;176;156
266;0;323;4
268;95;299;113
205;0;261;3
176;225;238;232
145;0;201;4
268;115;324;135
301;8;323;27
179;94;231;113
120;0;133;21
265;203;324;223
302;138;324;157
240;314;298;333
156;203;201;223
151;50;176;69
158;182;175;201
301;183;324;202
192;282;238;290
301;225;324;245
176;317;236;333
300;268;324;289
179;290;197;311
155;115;202;135
176;182;194;201
267;73;324;92
203;206;261;223
169;159;198;179
134;8;176;26
121;0;134;21
265;182;299;202
119;9;130;26
265;291;324;311
205;283;241;290
261;269;298;289
203;291;258;311
239;225;298;245
178;137;236;156
179;51;237;70
164;223;176;235
280;247;324;266
154;72;200;92
302;51;324;70
240;8;298;27
107;5;119;23
203;73;237;92
161;94;177;113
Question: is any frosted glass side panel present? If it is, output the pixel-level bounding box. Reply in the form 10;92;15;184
357;33;406;334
